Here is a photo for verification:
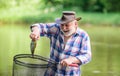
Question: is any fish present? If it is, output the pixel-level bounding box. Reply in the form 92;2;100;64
30;40;37;56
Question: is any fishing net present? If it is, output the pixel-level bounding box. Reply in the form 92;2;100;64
12;54;57;76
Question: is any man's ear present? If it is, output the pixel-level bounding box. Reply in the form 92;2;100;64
75;20;78;27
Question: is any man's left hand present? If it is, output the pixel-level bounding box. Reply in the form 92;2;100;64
60;57;79;67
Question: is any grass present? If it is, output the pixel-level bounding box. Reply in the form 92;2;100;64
0;24;120;76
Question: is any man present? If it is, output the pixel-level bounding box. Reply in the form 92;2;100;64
30;11;91;76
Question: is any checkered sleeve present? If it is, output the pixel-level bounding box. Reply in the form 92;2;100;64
76;33;92;65
30;23;59;37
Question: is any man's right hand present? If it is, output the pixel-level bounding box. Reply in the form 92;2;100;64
29;26;40;41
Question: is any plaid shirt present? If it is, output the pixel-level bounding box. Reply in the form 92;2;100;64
31;23;91;76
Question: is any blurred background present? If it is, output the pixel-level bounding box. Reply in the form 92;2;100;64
0;0;120;76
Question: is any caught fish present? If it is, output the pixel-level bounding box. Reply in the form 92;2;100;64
30;40;37;56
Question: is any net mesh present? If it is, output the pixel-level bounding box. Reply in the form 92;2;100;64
12;54;56;76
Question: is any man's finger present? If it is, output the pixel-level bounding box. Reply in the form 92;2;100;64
60;61;67;67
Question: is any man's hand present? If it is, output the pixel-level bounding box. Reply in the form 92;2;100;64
30;26;40;41
60;57;80;67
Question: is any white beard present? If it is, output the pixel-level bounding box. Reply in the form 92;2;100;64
61;27;76;36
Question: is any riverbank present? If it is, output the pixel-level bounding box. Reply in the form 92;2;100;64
0;6;120;26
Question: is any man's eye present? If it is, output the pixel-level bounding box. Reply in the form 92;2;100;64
66;24;68;26
61;24;64;26
61;24;69;27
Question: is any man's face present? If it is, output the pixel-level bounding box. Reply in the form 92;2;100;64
60;20;77;36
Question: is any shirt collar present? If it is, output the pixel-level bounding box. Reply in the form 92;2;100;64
75;27;81;36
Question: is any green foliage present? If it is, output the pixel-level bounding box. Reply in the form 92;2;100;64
0;0;120;25
107;0;120;12
40;0;120;12
1;0;120;12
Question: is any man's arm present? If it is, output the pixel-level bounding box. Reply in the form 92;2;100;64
76;35;92;65
30;23;60;40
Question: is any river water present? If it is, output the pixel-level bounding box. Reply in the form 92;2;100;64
0;24;120;76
